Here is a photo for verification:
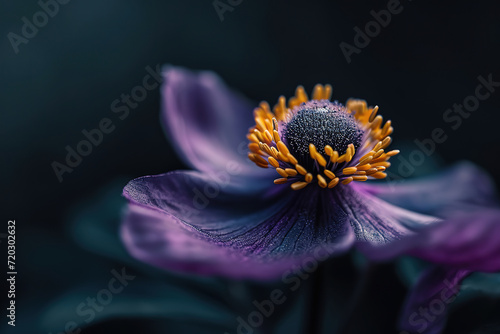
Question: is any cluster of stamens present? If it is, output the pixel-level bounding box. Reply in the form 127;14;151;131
247;84;399;191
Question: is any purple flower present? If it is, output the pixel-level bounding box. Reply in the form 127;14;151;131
120;66;498;284
120;66;500;333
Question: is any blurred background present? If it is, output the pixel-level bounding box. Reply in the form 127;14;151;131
2;0;500;333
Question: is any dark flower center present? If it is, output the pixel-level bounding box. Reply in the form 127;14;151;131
282;100;364;161
247;84;399;190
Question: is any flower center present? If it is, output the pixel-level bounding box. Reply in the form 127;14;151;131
247;84;400;191
282;100;364;167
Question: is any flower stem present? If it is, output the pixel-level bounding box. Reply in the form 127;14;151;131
337;264;374;334
304;264;325;334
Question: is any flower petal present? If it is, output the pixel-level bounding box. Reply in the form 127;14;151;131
398;266;471;334
122;171;356;279
338;185;439;244
360;209;500;272
161;66;268;178
121;171;439;278
360;161;499;217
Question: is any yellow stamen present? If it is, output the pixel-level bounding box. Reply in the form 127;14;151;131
369;106;379;123
273;130;280;143
348;143;355;158
324;84;332;100
317;174;327;188
324;170;336;179
268;157;279;168
305;173;313;183
373;149;384;159
385;150;400;157
287;153;298;165
373;141;383;152
255;117;266;132
277;152;289;162
343;167;358;175
356;164;372;171
296;164;307;175
264;118;273;133
277;141;290;156
371;172;387;179
371;162;391;168
295;86;308;104
260;101;271;114
309;143;318;160
371;115;383;130
276;168;288;178
357;155;373;166
330;150;339;163
382;121;392;136
274;178;288;184
279;96;286;118
314;152;327;167
270;147;279;159
248;133;259;143
249;153;267;165
313;84;324;100
264;130;273;142
342;177;354;185
248;143;260;153
291;181;308;190
253;129;265;142
324;145;334;157
380;136;392;150
337;154;347;164
328;177;340;188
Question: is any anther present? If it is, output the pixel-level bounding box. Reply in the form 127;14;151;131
268;157;279;168
276;168;288;178
369;106;379;123
305;173;313;183
317;174;327;188
277;141;290;156
342;177;354;185
291;181;308;190
324;170;336;179
328;177;340;188
296;164;307;175
274;178;288;184
343;167;358;175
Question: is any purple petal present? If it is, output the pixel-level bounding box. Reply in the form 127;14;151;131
161;66;268;179
121;171;439;278
122;171;355;279
399;266;471;334
360;161;499;218
340;184;439;244
361;209;500;272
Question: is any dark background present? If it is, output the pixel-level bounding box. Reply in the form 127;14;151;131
2;0;500;333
